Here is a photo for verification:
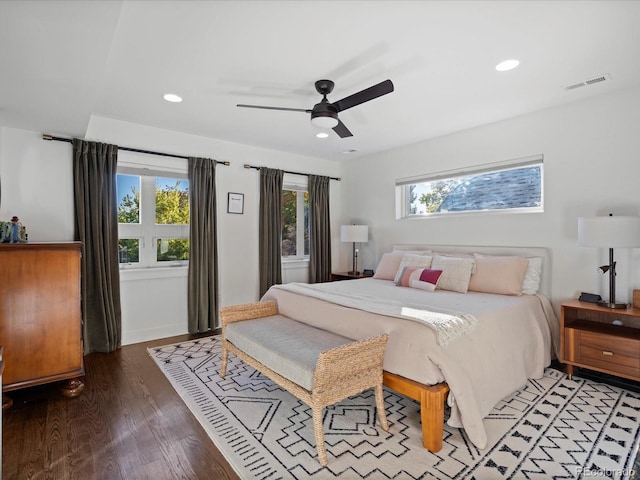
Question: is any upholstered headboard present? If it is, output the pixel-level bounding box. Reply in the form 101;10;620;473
392;244;552;299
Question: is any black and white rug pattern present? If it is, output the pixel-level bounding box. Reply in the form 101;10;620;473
149;336;639;480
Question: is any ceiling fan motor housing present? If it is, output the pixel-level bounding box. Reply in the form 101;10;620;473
314;79;335;95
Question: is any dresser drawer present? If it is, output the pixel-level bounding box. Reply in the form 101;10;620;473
576;330;640;378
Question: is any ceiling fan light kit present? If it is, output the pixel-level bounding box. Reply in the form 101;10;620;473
237;78;394;138
311;112;339;129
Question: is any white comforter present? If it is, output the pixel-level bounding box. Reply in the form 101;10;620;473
262;278;559;450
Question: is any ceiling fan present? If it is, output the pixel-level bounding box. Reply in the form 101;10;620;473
236;79;394;138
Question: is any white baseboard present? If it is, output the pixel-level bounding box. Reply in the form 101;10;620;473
122;324;188;346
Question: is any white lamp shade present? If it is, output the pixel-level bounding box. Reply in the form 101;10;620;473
340;225;368;243
578;216;640;247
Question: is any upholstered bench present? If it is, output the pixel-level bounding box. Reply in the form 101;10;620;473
219;300;389;466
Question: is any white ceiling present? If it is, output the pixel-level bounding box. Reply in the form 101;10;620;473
2;0;640;160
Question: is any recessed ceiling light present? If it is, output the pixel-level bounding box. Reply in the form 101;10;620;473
495;59;520;72
163;93;183;103
342;149;358;154
316;132;329;139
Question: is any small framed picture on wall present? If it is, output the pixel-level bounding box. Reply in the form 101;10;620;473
227;192;244;214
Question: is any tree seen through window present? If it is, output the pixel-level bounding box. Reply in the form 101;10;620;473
117;175;190;264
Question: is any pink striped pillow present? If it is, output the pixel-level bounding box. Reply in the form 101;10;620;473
397;267;443;292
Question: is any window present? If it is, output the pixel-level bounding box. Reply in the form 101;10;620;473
282;186;309;260
117;172;190;267
397;155;543;218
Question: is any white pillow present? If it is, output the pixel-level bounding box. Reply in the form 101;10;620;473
392;248;433;256
373;252;405;280
522;257;543;295
393;254;433;284
430;255;475;293
431;251;477;273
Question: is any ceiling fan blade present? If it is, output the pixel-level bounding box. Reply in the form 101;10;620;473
332;119;353;138
332;79;394;113
237;104;311;113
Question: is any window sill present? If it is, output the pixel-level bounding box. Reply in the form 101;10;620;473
281;259;309;270
120;266;188;282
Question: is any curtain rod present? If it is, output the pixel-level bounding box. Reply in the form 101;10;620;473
42;134;230;166
243;164;340;181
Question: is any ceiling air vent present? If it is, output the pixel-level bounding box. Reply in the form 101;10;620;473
565;82;586;91
564;73;611;91
585;74;609;85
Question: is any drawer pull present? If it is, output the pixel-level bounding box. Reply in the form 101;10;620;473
602;351;614;356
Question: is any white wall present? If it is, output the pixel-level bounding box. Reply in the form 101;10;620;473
0;118;343;345
4;85;640;344
0;127;75;240
341;85;640;310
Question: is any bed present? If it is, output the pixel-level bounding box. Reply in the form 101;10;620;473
262;245;560;451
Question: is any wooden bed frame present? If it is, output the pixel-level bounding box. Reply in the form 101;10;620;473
382;244;552;451
383;371;450;451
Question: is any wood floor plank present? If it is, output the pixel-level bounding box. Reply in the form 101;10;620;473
15;401;48;479
2;333;239;480
42;398;69;479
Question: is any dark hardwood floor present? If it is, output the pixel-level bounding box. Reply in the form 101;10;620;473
2;333;239;480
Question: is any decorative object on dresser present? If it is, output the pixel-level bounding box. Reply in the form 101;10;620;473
0;242;85;407
560;299;640;382
578;213;640;309
340;224;368;275
0;216;27;243
633;288;640;309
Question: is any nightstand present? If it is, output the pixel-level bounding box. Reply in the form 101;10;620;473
330;272;373;281
560;299;640;382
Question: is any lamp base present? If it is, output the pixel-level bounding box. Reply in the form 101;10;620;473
348;270;360;276
597;300;628;309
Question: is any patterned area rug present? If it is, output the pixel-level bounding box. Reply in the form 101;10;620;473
149;336;640;479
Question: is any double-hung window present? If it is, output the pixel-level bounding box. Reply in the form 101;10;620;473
117;168;190;268
281;179;309;261
396;155;543;218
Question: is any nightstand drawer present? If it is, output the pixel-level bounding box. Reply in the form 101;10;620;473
576;330;640;377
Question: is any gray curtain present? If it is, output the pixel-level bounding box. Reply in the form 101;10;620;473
188;157;218;333
259;168;284;297
72;139;122;354
309;175;332;283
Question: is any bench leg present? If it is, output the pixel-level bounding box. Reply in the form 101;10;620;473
311;406;328;466
374;384;389;431
220;343;229;378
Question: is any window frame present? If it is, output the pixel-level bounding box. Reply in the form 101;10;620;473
281;176;309;263
117;167;190;269
396;155;544;219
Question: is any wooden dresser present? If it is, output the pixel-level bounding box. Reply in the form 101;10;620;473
0;242;85;405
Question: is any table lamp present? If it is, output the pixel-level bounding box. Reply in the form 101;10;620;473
578;213;640;309
340;225;368;275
